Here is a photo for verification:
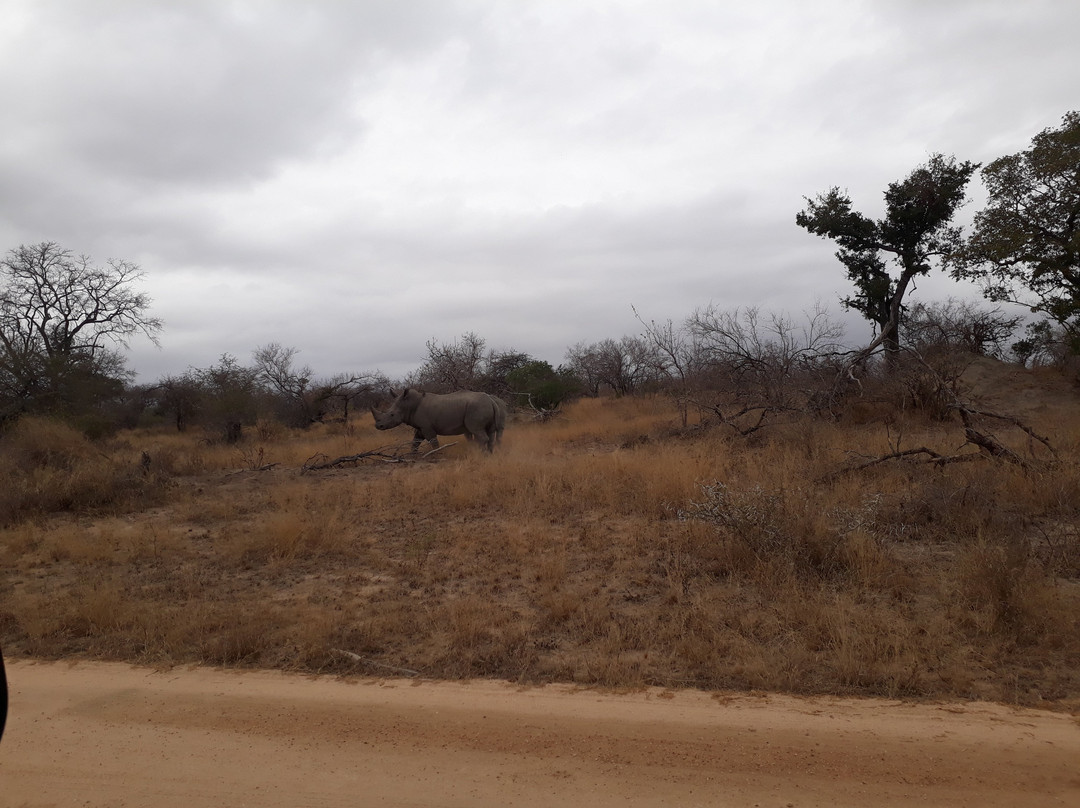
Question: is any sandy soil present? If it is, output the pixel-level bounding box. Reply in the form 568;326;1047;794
3;661;1078;807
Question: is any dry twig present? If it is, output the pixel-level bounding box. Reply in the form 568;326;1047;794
302;441;460;471
332;648;421;677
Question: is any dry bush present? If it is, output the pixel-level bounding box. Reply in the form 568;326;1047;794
952;539;1064;641
1;386;1079;706
0;417;172;524
677;480;901;584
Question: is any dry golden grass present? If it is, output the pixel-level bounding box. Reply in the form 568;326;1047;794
0;418;173;523
2;383;1079;707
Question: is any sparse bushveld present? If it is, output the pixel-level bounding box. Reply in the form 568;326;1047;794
1;368;1079;708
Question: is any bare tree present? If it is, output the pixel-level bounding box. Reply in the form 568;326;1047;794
564;336;657;397
0;242;161;418
687;304;846;430
254;343;311;398
310;371;390;423
253;343;315;425
192;354;260;443
899;298;1021;359
155;371;203;432
414;332;487;391
635;309;705;426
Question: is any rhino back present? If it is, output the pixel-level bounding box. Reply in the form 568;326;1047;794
414;391;493;434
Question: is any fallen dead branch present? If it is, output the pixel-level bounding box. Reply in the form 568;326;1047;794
823;446;981;480
704;403;776;436
419;442;458;459
943;384;1055;470
224;462;279;476
513;392;562;422
825;350;1058;480
826;407;1054;480
302;441;459;471
302;447;402;470
901;344;1059;468
954;405;1058;460
332;648;421;677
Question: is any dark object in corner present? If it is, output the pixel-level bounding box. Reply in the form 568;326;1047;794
0;644;7;743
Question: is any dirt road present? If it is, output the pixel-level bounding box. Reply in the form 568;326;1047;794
3;661;1078;807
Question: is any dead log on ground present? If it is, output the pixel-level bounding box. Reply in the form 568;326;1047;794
302;441;459;471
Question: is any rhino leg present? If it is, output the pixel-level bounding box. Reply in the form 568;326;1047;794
412;429;440;453
473;426;495;453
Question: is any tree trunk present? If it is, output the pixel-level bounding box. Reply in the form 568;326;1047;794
225;421;242;444
882;266;918;360
881;318;901;356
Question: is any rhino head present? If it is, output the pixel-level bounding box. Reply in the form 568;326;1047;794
371;388;419;430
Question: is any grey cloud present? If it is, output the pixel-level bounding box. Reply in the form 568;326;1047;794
2;1;1077;384
2;0;476;187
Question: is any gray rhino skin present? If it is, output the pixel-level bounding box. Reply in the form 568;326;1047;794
487;394;508;447
371;389;501;452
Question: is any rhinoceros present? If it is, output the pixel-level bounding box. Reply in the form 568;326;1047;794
371;389;502;452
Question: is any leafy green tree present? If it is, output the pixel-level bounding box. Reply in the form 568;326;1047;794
796;154;979;355
505;359;576;410
1010;320;1067;367
951;111;1080;351
478;348;532;396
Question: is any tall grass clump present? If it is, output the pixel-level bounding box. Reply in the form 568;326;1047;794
0;417;170;524
952;538;1063;641
222;480;362;566
678;481;891;582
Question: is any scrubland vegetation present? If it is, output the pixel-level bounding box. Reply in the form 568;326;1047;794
1;113;1077;709
2;368;1078;709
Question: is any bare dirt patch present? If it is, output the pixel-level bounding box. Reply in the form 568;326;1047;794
961;354;1080;419
5;660;1079;807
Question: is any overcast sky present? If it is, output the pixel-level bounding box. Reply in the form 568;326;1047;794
1;0;1077;382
